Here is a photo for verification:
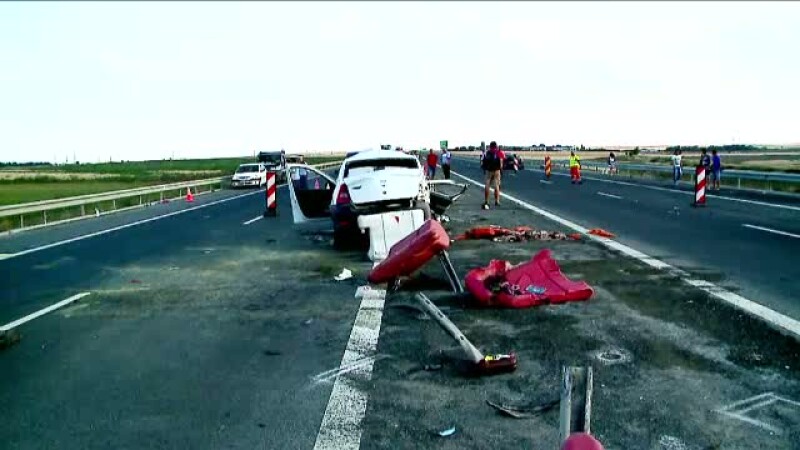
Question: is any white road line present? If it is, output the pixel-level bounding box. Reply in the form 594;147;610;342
1;292;91;331
452;170;800;341
597;192;623;200
242;215;263;226
0;189;267;262
539;180;552;185
460;158;800;212
743;224;800;240
314;288;386;450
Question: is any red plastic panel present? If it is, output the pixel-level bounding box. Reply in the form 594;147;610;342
368;219;451;284
562;433;604;450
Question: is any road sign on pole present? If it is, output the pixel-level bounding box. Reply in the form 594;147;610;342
440;140;448;150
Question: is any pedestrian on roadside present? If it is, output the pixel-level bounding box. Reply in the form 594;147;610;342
441;148;452;180
671;148;683;187
569;150;582;184
481;141;505;210
711;149;722;191
700;148;711;179
426;148;438;180
608;152;617;175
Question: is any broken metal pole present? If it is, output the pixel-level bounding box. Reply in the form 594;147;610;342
559;366;594;445
415;293;484;363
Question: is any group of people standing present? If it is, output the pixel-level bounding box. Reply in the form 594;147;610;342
425;148;452;180
672;148;722;190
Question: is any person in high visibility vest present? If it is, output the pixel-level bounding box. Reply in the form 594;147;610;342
569;151;582;184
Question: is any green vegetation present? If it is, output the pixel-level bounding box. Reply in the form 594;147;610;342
0;155;342;206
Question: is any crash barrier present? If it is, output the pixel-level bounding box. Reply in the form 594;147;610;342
415;293;517;376
264;172;277;217
367;219;462;293
694;165;707;207
551;160;800;193
465;249;594;308
0;160;344;234
559;367;599;448
357;209;426;262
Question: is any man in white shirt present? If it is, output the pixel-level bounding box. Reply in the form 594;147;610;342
441;149;452;179
671;149;682;187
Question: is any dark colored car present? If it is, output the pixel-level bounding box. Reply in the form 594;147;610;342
503;155;525;171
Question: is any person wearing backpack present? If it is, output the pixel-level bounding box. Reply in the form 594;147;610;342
481;141;505;209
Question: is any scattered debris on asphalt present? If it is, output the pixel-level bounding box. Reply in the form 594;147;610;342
437;426;457;437
587;228;615;238
486;398;560;419
454;225;581;242
303;318;314;326
334;268;353;281
262;350;282;356
423;363;442;371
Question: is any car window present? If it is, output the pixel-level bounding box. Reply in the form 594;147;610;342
236;165;259;173
344;158;418;178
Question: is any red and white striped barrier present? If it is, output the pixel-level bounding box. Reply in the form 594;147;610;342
694;165;706;207
264;172;277;217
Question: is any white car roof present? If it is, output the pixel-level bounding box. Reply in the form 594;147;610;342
344;149;418;164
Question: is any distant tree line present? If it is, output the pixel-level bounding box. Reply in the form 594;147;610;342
665;144;759;153
0;161;53;168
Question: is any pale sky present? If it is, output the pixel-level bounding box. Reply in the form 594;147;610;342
1;1;799;163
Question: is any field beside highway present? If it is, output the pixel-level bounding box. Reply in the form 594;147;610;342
0;155;343;206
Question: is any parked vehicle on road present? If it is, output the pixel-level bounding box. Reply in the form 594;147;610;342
503;154;525;171
257;151;287;183
231;163;267;188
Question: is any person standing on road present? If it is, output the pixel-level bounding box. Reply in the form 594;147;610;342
426;149;438;180
711;149;722;191
569;151;582;184
482;141;505;210
700;148;711;178
671;149;683;187
441;148;452;180
608;152;617;175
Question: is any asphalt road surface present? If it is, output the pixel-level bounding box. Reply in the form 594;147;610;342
451;156;800;320
0;186;370;449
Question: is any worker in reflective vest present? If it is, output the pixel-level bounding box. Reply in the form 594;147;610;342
569;151;582;184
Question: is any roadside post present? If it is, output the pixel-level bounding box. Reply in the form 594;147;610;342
693;165;707;207
264;171;277;217
545;155;552;180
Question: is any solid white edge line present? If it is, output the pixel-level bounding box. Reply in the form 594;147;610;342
242;215;264;226
313;288;386;450
743;224;800;240
597;192;623;200
459;157;800;212
1;187;280;261
452;170;800;341
1;292;91;331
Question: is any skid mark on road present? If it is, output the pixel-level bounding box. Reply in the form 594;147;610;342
453;170;800;341
743;224;800;240
313;287;385;450
1;292;91;331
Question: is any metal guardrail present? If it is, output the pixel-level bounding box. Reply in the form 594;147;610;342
550;160;800;190
1;160;344;232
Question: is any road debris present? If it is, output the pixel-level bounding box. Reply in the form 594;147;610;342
354;285;372;299
437;426;456;437
334;268;353;281
423;363;442;371
587;228;615;238
454;225;581;242
486;398;560;419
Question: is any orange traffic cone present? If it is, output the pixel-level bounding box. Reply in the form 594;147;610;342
186;187;194;202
